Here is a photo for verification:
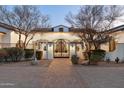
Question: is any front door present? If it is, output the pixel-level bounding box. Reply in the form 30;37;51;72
54;39;69;58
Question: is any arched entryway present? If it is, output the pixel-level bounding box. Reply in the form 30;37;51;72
53;39;70;58
34;38;85;59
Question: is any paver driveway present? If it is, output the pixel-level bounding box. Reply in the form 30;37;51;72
0;59;86;88
42;58;87;88
0;58;124;88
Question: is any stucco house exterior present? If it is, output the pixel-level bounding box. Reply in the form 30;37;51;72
0;22;124;62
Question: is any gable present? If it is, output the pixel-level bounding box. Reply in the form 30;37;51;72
52;25;69;32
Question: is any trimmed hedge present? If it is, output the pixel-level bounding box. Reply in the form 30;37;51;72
0;48;43;62
24;49;42;60
90;49;106;62
0;47;24;62
24;49;34;58
0;49;8;62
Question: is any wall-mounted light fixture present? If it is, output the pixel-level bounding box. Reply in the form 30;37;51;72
49;42;52;47
71;43;74;47
44;46;47;51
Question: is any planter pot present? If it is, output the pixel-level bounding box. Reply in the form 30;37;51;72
31;61;38;65
31;59;39;65
71;55;79;64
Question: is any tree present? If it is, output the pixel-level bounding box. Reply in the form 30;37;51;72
65;5;124;63
0;6;50;49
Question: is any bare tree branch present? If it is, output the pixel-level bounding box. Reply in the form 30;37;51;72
0;5;51;49
66;5;124;63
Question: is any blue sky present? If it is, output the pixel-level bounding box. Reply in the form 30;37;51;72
39;5;124;27
39;5;81;26
7;5;81;26
5;5;124;27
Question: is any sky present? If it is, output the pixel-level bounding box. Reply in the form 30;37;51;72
7;5;81;26
5;5;124;27
39;5;81;26
39;5;124;27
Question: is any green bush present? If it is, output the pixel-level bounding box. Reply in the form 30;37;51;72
71;55;79;64
90;49;106;62
6;47;24;62
0;49;8;62
24;49;34;58
0;47;24;62
36;51;42;60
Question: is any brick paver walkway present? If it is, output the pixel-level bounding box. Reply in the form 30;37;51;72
42;58;87;88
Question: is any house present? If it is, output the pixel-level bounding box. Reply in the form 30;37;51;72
0;22;124;62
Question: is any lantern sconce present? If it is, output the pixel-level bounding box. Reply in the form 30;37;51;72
44;46;47;51
71;43;74;47
49;42;52;47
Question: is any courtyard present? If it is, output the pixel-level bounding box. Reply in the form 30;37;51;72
0;58;124;88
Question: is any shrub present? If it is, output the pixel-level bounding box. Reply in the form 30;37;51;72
24;49;43;60
0;49;8;62
90;49;106;62
71;55;79;64
24;49;34;58
0;49;7;56
36;51;42;60
0;47;24;62
5;47;24;62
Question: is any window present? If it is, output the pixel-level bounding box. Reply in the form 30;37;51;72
59;28;63;32
109;38;116;52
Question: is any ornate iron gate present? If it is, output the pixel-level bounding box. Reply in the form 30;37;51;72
54;39;69;58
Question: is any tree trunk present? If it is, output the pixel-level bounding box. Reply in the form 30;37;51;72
87;51;91;65
24;35;28;49
18;33;21;48
24;34;34;49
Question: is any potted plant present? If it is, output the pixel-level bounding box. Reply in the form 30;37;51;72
71;55;79;64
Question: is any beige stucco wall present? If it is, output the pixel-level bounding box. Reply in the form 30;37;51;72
111;31;124;43
104;31;124;62
100;43;109;52
30;32;84;59
32;32;80;42
1;31;11;44
0;27;26;48
106;43;124;62
1;26;124;60
100;31;124;52
10;31;25;43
